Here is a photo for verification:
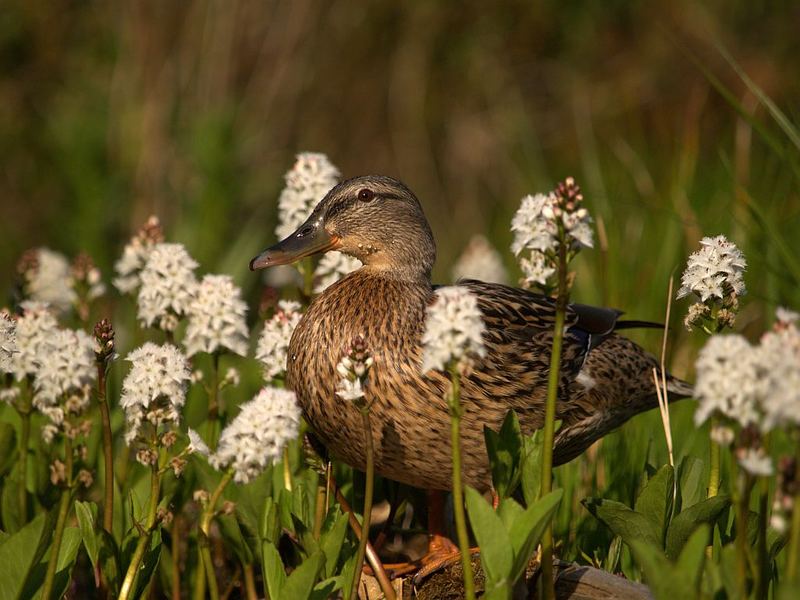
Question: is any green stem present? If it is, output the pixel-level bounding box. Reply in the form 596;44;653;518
171;516;182;600
283;446;293;492
313;480;327;540
119;466;162;600
17;405;31;525
734;462;752;600
447;368;475;600
301;257;315;301
243;562;258;600
206;353;220;450
539;241;569;600
349;409;376;600
786;445;800;582
97;361;114;534
708;418;721;498
41;436;73;600
194;470;234;600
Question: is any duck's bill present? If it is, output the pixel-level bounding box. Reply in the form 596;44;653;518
249;223;340;270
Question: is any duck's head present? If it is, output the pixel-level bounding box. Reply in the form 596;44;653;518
250;175;436;281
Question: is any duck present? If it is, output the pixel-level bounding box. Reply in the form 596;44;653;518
251;174;691;492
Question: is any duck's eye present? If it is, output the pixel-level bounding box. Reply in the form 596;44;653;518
357;188;375;202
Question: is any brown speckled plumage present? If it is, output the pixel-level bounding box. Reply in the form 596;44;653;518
253;175;693;492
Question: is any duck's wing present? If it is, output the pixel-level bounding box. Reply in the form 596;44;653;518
455;279;624;353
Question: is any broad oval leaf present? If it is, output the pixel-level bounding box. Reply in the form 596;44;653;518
582;497;661;549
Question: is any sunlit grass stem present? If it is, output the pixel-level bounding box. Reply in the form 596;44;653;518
447;366;475;600
41;435;73;600
539;238;569;600
708;419;721;498
194;469;235;600
787;443;800;582
119;464;162;600
17;386;31;524
733;461;753;598
206;352;220;449
96;359;114;533
349;407;376;600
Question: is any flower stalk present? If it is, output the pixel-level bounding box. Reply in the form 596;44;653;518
447;366;475;600
194;470;234;600
17;382;32;524
119;464;162;600
539;236;569;600
349;407;376;600
94;319;115;533
206;352;220;449
41;435;74;600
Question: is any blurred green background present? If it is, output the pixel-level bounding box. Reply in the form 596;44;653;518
1;0;799;373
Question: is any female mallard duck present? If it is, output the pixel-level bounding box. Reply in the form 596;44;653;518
250;175;692;493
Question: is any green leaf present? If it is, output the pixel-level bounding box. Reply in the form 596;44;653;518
262;542;286;599
484;410;523;499
131;530;162;600
665;495;730;559
634;464;674;545
218;514;254;566
98;529;121;596
582;498;661;549
465;486;512;591
675;525;709;591
520;429;544;507
0;513;47;600
319;511;349;579
75;501;100;575
629;540;688;600
1;476;21;534
0;423;16;475
281;550;325;600
310;577;339;600
508;489;563;583
25;527;82;600
260;496;280;545
676;456;705;513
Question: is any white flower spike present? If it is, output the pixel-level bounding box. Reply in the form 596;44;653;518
184;274;249;357
421;286;487;374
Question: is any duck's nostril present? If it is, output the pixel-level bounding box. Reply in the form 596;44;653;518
297;226;314;238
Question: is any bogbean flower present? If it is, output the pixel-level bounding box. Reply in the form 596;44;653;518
17;248;77;312
452;235;509;284
120;342;191;451
256;300;302;382
113;216;164;294
33;328;96;431
0;312;16;374
71;252;106;301
209;387;301;483
511;178;592;290
678;235;746;331
313;252;362;294
693;334;765;428
336;335;373;405
8;301;59;381
758;308;800;431
137;243;199;332
421;286;486;374
183;274;249;357
276;153;340;240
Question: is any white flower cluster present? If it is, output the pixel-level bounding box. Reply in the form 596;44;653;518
694;308;800;475
137;243;199;331
313;252;362;294
276;153;340;240
335;338;373;404
183;274;249;357
33;328;96;426
120;342;191;445
208;387;301;483
758;310;800;431
693;334;765;428
0;313;16;374
451;235;509;284
256;300;302;382
421;286;487;373
510;180;593;288
678;235;746;303
114;216;164;294
25;248;77;312
7;301;59;380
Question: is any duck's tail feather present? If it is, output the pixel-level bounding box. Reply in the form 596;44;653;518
614;319;666;331
664;373;694;398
